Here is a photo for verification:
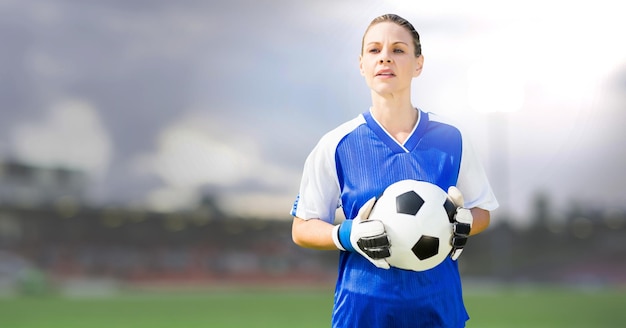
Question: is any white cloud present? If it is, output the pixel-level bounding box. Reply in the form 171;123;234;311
133;111;302;214
10;99;112;176
219;191;297;220
150;123;253;189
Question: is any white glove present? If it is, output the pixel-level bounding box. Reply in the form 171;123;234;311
447;186;473;261
333;197;391;269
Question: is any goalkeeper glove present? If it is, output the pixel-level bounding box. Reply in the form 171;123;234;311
446;186;473;261
332;197;391;269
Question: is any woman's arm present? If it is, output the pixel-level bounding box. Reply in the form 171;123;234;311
293;208;489;250
292;217;338;250
469;207;490;236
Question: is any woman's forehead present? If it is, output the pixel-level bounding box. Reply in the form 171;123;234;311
364;22;413;43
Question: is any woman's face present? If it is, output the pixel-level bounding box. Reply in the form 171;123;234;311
359;22;423;96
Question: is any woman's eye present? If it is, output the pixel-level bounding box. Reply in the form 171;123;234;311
368;48;380;53
394;48;404;53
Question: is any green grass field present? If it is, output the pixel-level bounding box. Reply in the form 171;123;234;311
1;285;625;327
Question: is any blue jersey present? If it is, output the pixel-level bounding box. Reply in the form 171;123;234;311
292;109;498;328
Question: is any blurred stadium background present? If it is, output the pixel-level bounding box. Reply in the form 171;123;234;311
0;160;623;292
1;0;625;327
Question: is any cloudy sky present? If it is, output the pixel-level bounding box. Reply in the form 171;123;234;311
1;0;625;224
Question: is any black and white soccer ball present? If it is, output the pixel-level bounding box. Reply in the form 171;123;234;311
368;179;455;271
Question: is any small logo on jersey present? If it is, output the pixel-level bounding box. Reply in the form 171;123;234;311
290;194;300;216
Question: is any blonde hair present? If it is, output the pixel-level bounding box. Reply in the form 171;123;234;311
361;14;422;57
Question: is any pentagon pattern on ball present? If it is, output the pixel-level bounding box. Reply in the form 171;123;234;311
443;198;458;223
367;179;454;271
412;235;440;260
395;191;425;215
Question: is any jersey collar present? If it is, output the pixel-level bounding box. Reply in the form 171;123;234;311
363;108;429;153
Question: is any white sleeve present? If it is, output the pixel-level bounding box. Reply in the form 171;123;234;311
290;116;364;223
291;139;341;224
456;134;499;211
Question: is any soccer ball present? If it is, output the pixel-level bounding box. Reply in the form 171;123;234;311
368;179;455;271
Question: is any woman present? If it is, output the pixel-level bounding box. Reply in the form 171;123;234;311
291;14;498;327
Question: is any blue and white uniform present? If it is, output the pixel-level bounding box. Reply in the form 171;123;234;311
292;108;498;328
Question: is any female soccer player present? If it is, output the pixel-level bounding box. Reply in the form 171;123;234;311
291;14;498;327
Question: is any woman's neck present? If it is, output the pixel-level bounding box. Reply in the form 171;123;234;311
370;94;418;142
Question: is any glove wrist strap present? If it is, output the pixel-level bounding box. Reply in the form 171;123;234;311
332;225;345;251
335;221;355;253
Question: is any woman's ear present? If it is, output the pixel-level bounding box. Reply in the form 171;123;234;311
359;55;365;76
413;55;424;77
